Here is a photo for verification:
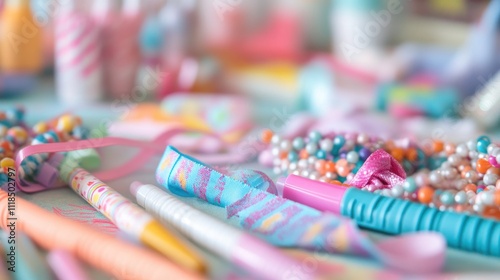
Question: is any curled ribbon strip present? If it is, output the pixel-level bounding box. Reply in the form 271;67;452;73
156;146;445;273
12;128;253;193
348;150;406;190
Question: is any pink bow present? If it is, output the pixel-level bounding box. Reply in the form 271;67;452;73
348;149;406;190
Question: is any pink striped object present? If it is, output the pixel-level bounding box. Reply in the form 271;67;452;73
55;5;103;106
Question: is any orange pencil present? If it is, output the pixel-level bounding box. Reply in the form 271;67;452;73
0;190;203;280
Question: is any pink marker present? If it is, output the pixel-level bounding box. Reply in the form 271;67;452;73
131;182;317;280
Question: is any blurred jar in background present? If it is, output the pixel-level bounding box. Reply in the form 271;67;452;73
0;0;43;73
331;0;402;69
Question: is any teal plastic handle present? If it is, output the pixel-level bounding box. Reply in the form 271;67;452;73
342;188;500;256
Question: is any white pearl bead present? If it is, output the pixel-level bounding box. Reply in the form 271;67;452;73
289;162;297;171
271;147;280;156
309;173;319;180
301;170;310;177
469;151;478;159
467;140;476;151
483;173;499;185
448;154;462;166
487;144;498;155
491;147;500;157
382;189;391;196
496;154;500;164
391;185;404;197
273;167;282;174
441;162;452;169
429;171;443;186
464;170;478;182
281;161;289;171
320;139;333;152
308;156;316;165
487;185;496;191
273;158;282;166
271;135;281;145
473;203;485;213
298;159;308;169
292;170;300;175
456;144;469;157
357;134;369;145
455;179;468;190
280;140;292;152
326;172;336;179
478;191;494;205
455;191;467;204
415;173;430;186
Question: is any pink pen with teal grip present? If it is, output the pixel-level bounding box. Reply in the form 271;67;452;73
278;175;500;257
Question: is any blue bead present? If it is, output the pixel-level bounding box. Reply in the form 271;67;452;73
440;191;454;205
288;151;299;162
316;150;327;159
477;188;483;193
476;136;491;154
333;135;345;147
293;138;305;150
309;131;322;143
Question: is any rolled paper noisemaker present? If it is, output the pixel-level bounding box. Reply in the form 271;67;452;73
155;146;446;274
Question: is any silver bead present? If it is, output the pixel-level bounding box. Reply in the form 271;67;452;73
483;173;499;186
305;143;318;155
346;151;359;164
456;144;469;157
455;191;467;204
319;139;333;152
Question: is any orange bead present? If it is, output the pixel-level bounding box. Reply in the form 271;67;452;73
325;161;336;173
391;148;405;162
336;159;348;168
279;151;288;160
330;180;342;185
495;192;500;206
464;184;477;192
432;140;444;153
337;166;350;177
483;206;500;220
315;160;326;175
299;150;309;159
385;140;396;151
476;158;491;174
406;148;418;162
496;180;500;190
418;186;434;204
261;129;274;144
488;168;500;176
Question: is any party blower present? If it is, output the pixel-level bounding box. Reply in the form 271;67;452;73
277;174;500;257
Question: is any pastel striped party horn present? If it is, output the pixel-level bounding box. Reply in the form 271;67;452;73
55;0;103;106
93;0;143;99
155;146;446;274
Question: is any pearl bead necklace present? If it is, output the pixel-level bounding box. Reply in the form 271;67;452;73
261;129;500;220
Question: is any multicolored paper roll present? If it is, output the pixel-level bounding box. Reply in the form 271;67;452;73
55;0;103;105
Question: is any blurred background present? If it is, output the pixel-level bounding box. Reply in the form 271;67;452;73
0;0;499;141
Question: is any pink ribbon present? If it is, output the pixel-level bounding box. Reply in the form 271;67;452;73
348;150;406;190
